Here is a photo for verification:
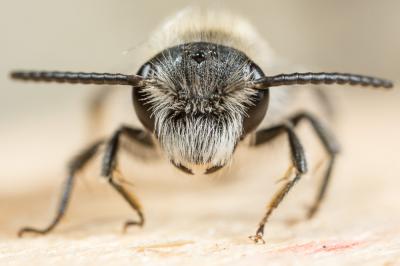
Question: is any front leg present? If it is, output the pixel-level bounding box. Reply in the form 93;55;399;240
249;122;308;244
18;125;154;236
101;125;154;231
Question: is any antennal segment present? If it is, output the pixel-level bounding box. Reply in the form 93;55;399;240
253;72;393;89
10;71;144;86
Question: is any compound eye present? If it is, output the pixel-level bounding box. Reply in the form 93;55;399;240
137;63;153;78
132;63;155;132
242;90;269;136
249;62;264;80
242;63;269;136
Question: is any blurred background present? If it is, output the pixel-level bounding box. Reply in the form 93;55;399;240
0;1;399;264
1;0;399;190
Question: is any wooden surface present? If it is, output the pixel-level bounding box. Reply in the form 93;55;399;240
0;89;399;266
1;1;400;265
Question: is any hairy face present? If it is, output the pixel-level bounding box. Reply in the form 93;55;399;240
133;42;268;174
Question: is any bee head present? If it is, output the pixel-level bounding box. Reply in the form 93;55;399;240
133;42;269;174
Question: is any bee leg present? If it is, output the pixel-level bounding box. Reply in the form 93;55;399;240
250;122;308;244
290;112;340;219
18;139;105;237
101;125;154;231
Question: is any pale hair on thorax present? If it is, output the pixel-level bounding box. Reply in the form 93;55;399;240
148;8;276;65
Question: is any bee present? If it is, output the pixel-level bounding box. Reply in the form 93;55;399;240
11;9;393;244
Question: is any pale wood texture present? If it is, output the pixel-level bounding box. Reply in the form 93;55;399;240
1;1;400;264
0;89;399;266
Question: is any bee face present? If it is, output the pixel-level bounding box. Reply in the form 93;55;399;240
133;42;269;174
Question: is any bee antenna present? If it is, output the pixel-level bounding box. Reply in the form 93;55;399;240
10;70;145;87
252;72;393;90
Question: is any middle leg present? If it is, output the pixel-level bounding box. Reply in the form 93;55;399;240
290;112;340;218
